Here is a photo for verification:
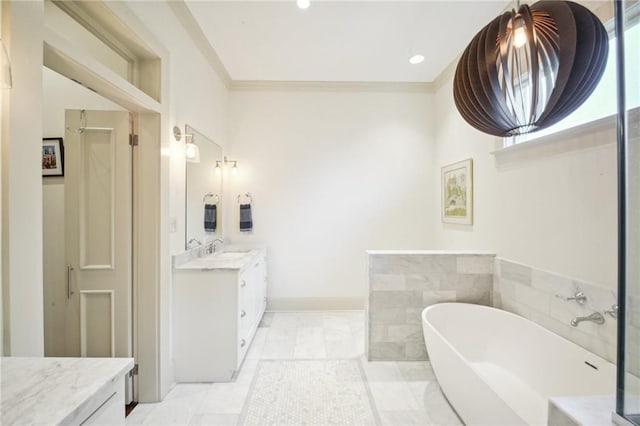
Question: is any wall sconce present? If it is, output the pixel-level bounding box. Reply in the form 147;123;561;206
1;38;12;89
173;125;200;163
215;156;239;176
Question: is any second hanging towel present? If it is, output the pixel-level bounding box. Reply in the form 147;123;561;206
240;203;253;232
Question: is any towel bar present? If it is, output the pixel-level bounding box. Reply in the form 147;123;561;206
237;192;253;204
203;193;219;205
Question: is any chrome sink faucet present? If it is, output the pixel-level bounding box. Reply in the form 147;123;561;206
570;311;605;327
188;238;202;249
212;238;224;253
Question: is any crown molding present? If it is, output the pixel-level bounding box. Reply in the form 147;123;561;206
230;80;434;93
168;1;232;88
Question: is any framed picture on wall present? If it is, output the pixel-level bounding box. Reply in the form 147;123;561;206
42;138;64;177
442;158;473;225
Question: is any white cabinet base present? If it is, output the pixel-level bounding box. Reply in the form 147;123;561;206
173;250;267;383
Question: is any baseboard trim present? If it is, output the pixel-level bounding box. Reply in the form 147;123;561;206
267;297;364;311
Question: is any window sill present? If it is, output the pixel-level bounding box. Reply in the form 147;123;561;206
491;107;640;166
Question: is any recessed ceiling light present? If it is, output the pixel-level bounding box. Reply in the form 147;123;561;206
297;0;310;9
409;54;425;65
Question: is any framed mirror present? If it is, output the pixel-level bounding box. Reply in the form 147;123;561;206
185;124;223;249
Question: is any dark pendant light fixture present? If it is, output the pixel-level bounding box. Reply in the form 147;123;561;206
453;0;609;137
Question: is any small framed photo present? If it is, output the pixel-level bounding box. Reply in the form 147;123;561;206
442;158;473;225
42;138;64;177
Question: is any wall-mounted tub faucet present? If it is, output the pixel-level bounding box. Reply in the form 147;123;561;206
604;305;618;319
555;291;587;305
570;312;605;327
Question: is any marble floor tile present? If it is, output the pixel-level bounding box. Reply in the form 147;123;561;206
361;361;404;382
379;409;431;425
125;403;155;425
323;325;353;341
396;361;436;381
189;413;239;426
408;381;462;425
325;338;362;359
260;338;296;359
235;358;259;385
265;326;297;342
297;313;325;327
269;313;300;329
258;312;274;328
198;384;250;415
245;328;267;360
369;381;421;411
293;327;327;359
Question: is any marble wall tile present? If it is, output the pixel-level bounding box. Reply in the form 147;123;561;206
405;342;428;360
422;291;457;307
406;274;440;291
370;308;409;325
500;259;532;285
387;324;423;341
371;274;406;291
456;256;494;274
367;252;495;361
496;258;618;365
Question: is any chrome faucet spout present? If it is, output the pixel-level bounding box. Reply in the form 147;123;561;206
212;238;224;253
570;312;605;327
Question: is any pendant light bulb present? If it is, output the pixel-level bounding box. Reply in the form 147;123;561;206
513;25;527;48
231;161;238;176
297;0;310;9
215;161;222;175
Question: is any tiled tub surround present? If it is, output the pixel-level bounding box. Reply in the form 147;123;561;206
494;258;618;364
366;250;495;361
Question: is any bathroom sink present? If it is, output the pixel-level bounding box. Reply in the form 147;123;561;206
213;251;249;260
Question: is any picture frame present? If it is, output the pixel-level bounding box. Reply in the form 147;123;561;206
442;158;473;225
42;137;64;177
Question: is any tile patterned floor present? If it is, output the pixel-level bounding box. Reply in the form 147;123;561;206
126;312;462;426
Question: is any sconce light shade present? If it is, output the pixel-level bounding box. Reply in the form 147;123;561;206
1;38;12;89
185;141;200;163
453;0;608;137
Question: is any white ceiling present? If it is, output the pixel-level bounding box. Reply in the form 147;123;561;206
185;1;510;83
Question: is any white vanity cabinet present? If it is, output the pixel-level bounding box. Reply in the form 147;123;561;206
173;249;267;382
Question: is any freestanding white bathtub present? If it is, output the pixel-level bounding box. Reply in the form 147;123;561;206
422;303;615;426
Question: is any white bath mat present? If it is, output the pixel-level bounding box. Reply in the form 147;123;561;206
239;360;379;425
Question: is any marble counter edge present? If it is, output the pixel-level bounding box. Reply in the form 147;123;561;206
174;247;266;272
1;357;134;425
548;395;616;426
366;250;496;256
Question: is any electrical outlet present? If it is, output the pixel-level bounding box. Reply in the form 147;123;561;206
169;217;177;233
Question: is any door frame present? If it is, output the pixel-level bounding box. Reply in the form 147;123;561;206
43;2;172;402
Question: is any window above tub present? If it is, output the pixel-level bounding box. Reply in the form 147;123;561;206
500;4;639;150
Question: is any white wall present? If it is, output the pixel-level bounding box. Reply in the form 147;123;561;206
431;76;617;289
1;0;45;356
42;67;125;356
228;88;435;309
124;2;230;257
123;1;229;398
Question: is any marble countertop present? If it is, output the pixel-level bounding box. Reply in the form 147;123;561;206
549;395;615;426
174;247;265;271
366;250;496;255
1;357;134;425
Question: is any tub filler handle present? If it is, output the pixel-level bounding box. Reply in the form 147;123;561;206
555;291;587;305
604;305;618;319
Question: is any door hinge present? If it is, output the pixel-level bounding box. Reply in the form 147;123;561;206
129;364;139;377
129;134;139;146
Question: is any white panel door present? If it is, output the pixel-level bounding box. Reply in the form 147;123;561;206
64;109;132;399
